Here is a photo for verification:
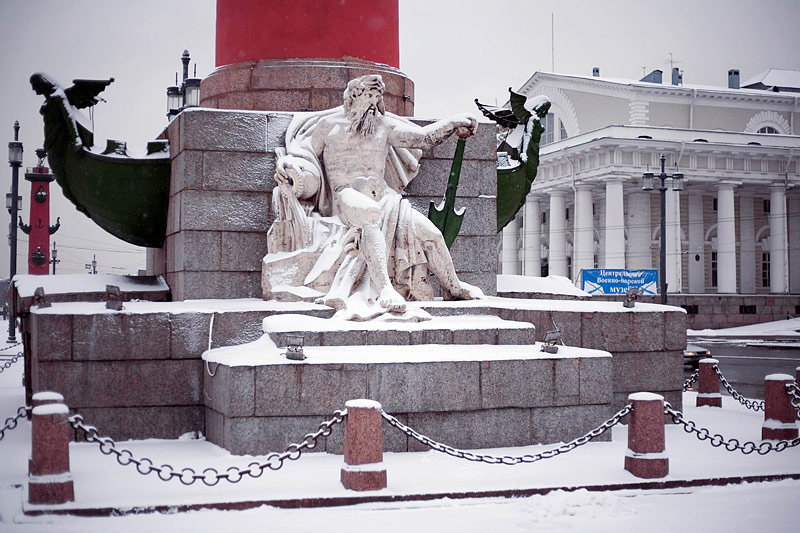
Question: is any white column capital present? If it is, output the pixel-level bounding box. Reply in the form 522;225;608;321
717;181;739;191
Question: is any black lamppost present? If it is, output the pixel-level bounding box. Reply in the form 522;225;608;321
166;50;201;119
50;241;60;274
7;121;23;343
642;153;684;305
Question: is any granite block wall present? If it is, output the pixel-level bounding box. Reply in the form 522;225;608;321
148;108;499;300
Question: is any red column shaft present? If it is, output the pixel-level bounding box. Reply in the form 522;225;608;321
216;0;399;68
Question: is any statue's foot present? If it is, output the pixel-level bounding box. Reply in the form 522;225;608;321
444;281;485;301
378;286;407;314
317;296;346;311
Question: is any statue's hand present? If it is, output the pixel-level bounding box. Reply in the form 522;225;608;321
452;113;478;139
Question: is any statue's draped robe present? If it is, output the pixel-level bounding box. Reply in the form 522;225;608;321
266;108;433;320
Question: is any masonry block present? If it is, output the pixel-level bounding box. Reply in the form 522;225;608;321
212;311;271;348
266;112;293;150
222;414;341;456
221;232;268;272
431;122;497;161
31;313;72;361
580;357;613;405
73;406;205;441
72;313;171;361
173;230;222;272
202;151;274;192
531;404;613;444
554;358;581;406
204;364;255;417
367;361;480;413
37;360;202;408
180;190;269;232
171;149;204;195
612;351;683;393
170;312;213;359
582;311;666;352
479;358;554;409
179;271;262;300
255;364;369;416
406;408;531;452
181;109;268;153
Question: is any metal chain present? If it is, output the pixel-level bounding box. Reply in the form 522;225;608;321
0;341;23;353
0;351;23;374
787;382;800;420
0;405;31;441
683;369;699;392
712;364;765;412
664;401;800;454
381;405;633;465
68;409;345;486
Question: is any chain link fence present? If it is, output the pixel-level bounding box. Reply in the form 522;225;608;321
68;410;345;485
712;364;765;412
0;341;24;375
381;405;633;465
788;382;800;420
683;369;699;392
664;401;800;454
0;405;30;441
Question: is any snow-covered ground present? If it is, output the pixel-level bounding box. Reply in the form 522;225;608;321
690;317;800;338
1;321;799;531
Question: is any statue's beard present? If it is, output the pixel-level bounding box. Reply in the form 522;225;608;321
349;106;380;137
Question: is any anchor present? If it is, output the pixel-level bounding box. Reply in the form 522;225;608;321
427;137;467;249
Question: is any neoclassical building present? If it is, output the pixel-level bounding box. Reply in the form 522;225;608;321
500;67;800;317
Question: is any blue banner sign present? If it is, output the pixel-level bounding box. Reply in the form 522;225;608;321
582;269;658;295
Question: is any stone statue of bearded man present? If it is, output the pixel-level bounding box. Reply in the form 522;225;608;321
263;74;483;321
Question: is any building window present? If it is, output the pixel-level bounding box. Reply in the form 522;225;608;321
541;257;549;277
541;212;547;224
764;199;770;213
542;114;555;145
739;305;757;314
560;121;568;141
762;252;770;288
712;198;718;212
565;207;570;220
711;252;718;287
757;126;779;134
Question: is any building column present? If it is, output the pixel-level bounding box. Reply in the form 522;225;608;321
604;179;625;269
548;190;568;277
717;183;737;293
666;188;682;293
789;193;800;294
573;185;594;285
501;214;520;275
738;193;756;294
687;192;705;293
522;194;541;276
769;185;788;293
626;192;652;269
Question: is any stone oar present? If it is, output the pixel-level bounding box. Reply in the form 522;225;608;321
427;138;466;249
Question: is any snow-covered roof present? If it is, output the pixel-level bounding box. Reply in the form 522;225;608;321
521;71;800;101
742;69;800;90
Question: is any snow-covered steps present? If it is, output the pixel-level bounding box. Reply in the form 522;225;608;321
202;341;613;455
261;314;537;348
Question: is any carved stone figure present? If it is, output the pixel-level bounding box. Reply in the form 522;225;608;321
262;74;484;320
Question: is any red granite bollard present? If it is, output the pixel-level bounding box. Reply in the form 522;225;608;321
625;392;669;478
762;374;799;441
696;358;722;408
341;399;387;491
29;392;66;474
29;403;74;504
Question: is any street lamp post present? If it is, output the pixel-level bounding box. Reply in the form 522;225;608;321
7;122;23;343
50;241;60;274
642;153;684;305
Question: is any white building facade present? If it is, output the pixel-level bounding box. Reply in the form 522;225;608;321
501;69;800;324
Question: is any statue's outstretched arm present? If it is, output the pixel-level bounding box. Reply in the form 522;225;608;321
388;113;477;149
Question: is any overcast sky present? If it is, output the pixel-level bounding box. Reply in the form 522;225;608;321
1;0;798;277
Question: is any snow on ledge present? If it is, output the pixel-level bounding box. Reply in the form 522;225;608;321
627;392;664;402
14;273;168;298
32;404;69;416
345;399;382;410
497;275;591;297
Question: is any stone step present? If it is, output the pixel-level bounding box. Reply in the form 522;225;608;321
262;313;537;347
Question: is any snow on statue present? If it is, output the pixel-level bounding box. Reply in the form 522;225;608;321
262;74;484;321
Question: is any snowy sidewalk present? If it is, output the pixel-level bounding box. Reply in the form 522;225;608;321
1;381;798;518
